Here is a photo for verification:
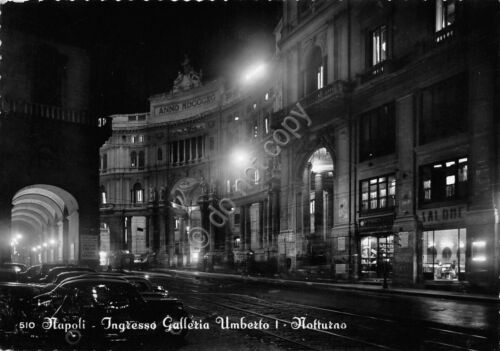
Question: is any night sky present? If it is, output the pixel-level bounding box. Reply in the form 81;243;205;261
3;1;281;116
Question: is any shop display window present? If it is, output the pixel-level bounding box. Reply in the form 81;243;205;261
422;228;466;281
360;235;394;279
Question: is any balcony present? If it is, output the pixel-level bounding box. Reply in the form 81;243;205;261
358;60;394;84
271;80;349;128
434;25;455;44
1;97;92;125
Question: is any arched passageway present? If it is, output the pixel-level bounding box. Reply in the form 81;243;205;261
11;184;79;265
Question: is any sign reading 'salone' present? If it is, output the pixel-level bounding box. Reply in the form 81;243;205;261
155;93;216;115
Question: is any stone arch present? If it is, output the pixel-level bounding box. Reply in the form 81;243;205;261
11;184;79;264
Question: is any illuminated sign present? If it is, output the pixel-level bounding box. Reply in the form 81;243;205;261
417;206;465;225
154;93;216;115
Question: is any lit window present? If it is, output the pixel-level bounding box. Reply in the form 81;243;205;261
100;185;107;205
131;135;137;143
265;93;269;101
130;151;137;168
138;135;144;143
253;103;257;110
446;175;456;198
317;65;324;90
133;183;143;204
371;25;387;66
423;180;432;200
420;157;468;203
234;237;241;248
436;0;456;32
264;117;269;134
360;175;396;211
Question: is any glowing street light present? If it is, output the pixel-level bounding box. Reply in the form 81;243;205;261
231;148;250;167
241;62;267;86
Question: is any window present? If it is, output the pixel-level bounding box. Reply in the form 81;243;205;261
100;154;107;172
226;180;231;194
209;137;214;151
317;65;324;90
422;228;466;281
130;151;137;168
234;236;241;249
360;175;396;212
157;148;163;161
132;183;144;204
264;116;269;134
100;185;107;205
359;103;395;161
436;0;456;32
138;151;145;169
370;25;387;67
303;46;324;96
420;157;468;204
310;192;315;233
420;74;467;144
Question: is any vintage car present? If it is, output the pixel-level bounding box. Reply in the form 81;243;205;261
29;277;190;346
38;266;95;284
0;282;44;342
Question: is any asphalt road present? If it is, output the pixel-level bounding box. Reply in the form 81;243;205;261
143;270;499;351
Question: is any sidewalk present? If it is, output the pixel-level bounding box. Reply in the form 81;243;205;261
151;267;500;303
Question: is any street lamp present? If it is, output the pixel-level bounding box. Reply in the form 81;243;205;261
241;62;267;86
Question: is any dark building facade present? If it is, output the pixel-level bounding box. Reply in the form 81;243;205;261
100;0;500;292
0;28;110;265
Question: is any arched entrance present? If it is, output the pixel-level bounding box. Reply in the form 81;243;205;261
168;178;204;268
11;184;79;265
299;147;334;266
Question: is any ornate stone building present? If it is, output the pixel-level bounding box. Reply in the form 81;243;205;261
99;58;280;270
101;0;500;292
271;0;499;291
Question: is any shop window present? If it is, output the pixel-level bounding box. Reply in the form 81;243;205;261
420;157;468;204
359;103;395;161
360;235;394;279
471;241;486;262
422;228;466;281
360;175;396;212
130;151;137;168
420;74;467;144
370;25;387;67
436;0;456;32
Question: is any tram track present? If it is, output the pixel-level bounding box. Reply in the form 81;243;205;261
148;272;494;350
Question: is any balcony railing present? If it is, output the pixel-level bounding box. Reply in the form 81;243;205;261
271;80;348;128
1;97;93;125
434;25;455;44
359;60;393;84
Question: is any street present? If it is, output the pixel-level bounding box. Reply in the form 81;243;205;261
138;270;498;351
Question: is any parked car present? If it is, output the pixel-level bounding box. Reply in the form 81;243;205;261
19;264;74;283
1;263;27;273
38;267;95;284
30;277;190;346
121;275;169;299
0;282;44;339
